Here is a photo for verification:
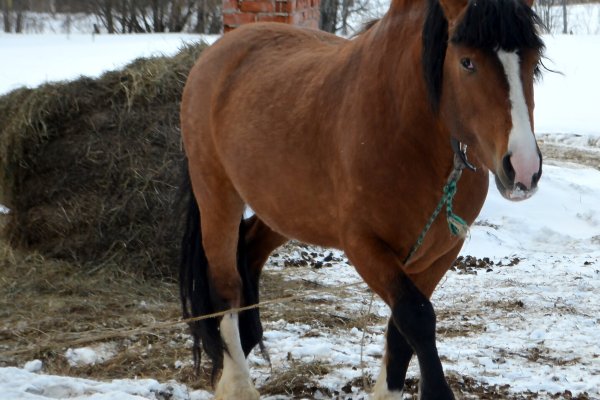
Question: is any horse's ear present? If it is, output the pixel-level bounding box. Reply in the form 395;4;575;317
438;0;468;23
524;0;534;7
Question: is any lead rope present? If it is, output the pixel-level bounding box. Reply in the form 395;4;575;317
403;149;471;264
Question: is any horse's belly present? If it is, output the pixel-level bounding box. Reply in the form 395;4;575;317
233;170;341;248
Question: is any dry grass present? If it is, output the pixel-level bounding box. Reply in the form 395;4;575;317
538;140;600;170
0;42;207;276
0;233;388;397
260;271;382;330
261;360;332;397
0;238;207;387
0;237;376;394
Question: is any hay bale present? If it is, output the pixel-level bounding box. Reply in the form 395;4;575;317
0;42;207;275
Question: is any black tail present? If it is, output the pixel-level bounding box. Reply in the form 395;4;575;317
179;162;263;382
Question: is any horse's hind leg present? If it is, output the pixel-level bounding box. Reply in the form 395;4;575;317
237;215;288;361
187;174;260;400
244;215;288;278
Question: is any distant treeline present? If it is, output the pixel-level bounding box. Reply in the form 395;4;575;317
1;0;376;35
534;0;600;33
1;0;222;34
2;0;599;34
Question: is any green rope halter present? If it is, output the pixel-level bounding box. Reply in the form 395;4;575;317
403;152;471;264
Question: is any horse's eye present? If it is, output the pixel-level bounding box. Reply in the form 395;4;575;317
460;58;475;72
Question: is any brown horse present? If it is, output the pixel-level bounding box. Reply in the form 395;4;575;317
179;0;545;398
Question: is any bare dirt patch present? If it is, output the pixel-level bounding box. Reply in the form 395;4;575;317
451;255;521;274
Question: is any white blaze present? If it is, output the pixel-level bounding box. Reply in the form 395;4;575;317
497;50;540;189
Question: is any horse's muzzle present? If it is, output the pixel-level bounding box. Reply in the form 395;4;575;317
495;149;542;201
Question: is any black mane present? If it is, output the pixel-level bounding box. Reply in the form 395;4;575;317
422;0;449;113
422;0;545;112
452;0;545;51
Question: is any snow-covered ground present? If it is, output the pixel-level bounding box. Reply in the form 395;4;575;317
1;19;599;400
0;33;218;95
0;367;202;400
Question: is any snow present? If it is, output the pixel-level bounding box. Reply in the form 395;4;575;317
23;360;43;373
0;33;219;95
534;35;600;137
464;165;600;257
438;164;600;394
1;12;599;400
0;367;204;400
64;343;117;367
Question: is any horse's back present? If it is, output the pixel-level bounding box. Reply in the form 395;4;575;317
181;24;349;246
184;22;344;97
181;23;346;150
198;22;344;68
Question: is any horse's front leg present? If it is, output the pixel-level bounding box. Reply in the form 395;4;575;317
343;232;455;400
372;319;413;400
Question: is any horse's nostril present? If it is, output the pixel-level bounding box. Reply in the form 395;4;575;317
532;171;541;187
502;153;515;183
532;151;543;188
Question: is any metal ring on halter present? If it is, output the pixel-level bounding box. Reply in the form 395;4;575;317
450;137;477;172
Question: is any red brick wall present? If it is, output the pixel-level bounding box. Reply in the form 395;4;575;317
223;0;321;32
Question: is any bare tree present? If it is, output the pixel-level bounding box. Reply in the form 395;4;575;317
340;0;352;35
320;0;338;33
89;0;219;33
92;0;116;33
320;0;387;35
14;0;23;32
2;0;26;33
562;0;568;33
535;0;556;32
534;0;576;34
194;0;220;33
2;0;12;32
168;0;195;32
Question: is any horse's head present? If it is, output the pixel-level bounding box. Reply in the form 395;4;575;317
423;0;545;201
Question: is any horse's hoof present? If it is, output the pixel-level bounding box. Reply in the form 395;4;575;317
370;388;404;400
214;381;260;400
419;385;456;400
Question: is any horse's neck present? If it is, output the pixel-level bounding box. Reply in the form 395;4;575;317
346;1;446;150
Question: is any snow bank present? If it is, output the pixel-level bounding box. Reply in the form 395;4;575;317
0;367;211;400
464;165;600;258
0;33;218;95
